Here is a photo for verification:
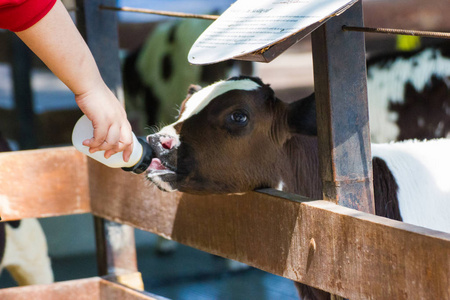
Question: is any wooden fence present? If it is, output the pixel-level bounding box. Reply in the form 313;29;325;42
0;0;449;299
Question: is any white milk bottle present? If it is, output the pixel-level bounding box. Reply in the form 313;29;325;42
72;115;153;174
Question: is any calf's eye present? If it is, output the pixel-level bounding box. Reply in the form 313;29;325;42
229;111;248;125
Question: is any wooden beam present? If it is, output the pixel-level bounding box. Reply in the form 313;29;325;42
311;1;374;213
0;276;165;300
0;277;101;300
88;164;450;300
100;278;167;300
0;147;90;221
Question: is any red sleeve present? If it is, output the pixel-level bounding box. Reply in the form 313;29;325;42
0;0;57;32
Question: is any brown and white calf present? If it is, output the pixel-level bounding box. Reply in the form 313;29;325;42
144;76;450;299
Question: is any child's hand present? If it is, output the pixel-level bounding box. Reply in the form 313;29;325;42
75;83;133;162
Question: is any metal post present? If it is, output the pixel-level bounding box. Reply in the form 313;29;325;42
311;0;375;214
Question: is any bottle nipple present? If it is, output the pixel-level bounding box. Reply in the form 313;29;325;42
72;115;153;174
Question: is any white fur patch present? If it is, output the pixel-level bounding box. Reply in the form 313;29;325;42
2;218;54;285
368;48;450;143
157;79;261;148
156;125;180;149
371;139;450;233
178;79;261;122
146;171;178;192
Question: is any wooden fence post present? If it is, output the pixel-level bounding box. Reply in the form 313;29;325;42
311;0;374;214
74;0;140;284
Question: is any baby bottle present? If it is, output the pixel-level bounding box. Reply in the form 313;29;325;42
72;115;152;174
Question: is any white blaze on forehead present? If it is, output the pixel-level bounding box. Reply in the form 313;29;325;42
157;79;261;147
178;79;261;122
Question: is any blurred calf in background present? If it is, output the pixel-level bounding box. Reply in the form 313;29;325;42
367;42;450;143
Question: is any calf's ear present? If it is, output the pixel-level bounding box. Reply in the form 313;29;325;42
287;93;317;136
178;85;203;119
187;84;202;96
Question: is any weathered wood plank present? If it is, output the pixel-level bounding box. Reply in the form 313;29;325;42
0;147;90;221
0;277;101;300
0;276;166;300
100;278;169;300
89;163;450;300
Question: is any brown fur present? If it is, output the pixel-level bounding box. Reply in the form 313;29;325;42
167;85;289;194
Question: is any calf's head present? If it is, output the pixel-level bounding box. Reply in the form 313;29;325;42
145;76;316;194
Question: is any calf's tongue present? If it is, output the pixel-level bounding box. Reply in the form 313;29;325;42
148;158;166;171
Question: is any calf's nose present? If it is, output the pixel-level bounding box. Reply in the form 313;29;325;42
160;136;175;150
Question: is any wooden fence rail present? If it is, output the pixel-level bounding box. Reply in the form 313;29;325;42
0;275;163;300
1;149;449;299
0;147;90;220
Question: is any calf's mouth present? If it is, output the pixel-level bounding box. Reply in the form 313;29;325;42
146;157;178;192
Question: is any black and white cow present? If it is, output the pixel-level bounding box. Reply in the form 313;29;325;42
0;133;53;286
144;76;450;299
367;43;450;142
